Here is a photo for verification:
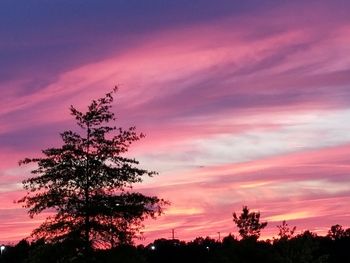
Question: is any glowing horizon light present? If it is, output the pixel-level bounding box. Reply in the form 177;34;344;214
0;245;5;255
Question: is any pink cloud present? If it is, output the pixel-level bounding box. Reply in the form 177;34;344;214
135;144;350;242
1;2;350;244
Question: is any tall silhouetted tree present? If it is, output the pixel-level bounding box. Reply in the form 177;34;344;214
18;88;166;257
233;206;267;241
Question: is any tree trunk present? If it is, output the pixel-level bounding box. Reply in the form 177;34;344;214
84;125;91;254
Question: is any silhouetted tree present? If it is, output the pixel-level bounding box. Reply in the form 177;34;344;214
276;220;296;241
233;206;267;241
327;224;345;240
222;234;237;247
18;88;166;257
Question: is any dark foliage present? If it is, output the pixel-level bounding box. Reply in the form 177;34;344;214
232;206;268;241
276;220;296;241
17;88;166;256
1;225;350;263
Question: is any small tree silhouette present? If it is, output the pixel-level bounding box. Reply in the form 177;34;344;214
276;220;296;241
327;224;345;240
233;206;267;241
18;88;166;256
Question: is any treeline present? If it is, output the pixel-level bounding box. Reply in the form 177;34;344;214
1;224;350;263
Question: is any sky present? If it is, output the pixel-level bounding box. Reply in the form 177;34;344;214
1;0;350;244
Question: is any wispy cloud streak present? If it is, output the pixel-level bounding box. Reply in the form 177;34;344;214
1;0;350;243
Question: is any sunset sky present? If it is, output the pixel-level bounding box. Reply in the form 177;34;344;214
1;0;350;244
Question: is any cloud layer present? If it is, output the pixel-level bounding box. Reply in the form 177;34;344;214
1;0;350;243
